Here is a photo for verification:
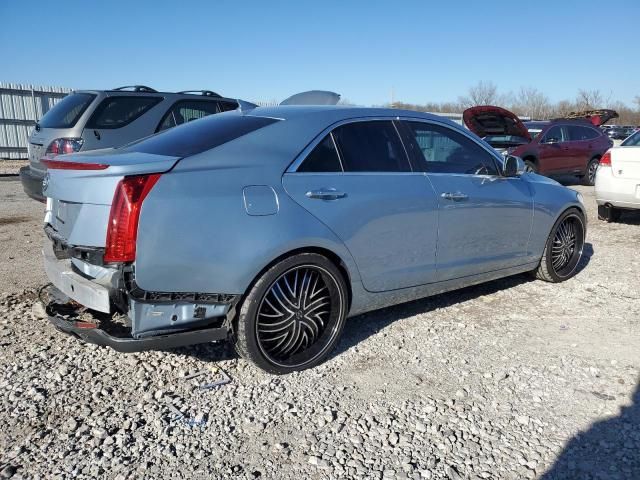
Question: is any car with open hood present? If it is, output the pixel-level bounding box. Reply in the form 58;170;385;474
464;106;615;185
41;106;586;374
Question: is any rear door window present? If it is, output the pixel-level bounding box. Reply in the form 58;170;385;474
298;134;343;172
157;100;221;132
38;93;96;129
86;96;162;129
332;121;410;172
123;114;279;157
568;125;599;141
403;121;499;175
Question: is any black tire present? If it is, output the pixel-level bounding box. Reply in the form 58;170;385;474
534;208;586;283
524;160;538;174
234;253;348;374
583;158;599;186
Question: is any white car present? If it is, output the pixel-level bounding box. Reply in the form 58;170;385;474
595;130;640;221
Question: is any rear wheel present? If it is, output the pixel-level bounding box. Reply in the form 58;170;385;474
234;253;348;374
583;158;599;186
524;160;537;174
534;209;585;283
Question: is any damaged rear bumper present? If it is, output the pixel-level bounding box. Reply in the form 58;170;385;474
46;288;230;353
43;236;239;352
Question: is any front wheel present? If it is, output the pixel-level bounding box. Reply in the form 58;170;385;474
234;253;348;374
534;208;586;283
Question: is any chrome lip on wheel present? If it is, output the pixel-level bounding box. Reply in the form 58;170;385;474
256;265;343;368
551;214;584;278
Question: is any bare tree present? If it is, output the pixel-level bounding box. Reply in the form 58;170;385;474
634;96;640;111
576;89;604;109
513;87;552;120
458;81;499;108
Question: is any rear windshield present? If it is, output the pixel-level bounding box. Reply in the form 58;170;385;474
38;93;96;129
122;113;280;157
86;96;162;129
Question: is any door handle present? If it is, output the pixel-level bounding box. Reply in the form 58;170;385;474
305;188;347;200
441;192;468;201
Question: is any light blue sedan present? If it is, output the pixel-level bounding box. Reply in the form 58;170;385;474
42;106;586;373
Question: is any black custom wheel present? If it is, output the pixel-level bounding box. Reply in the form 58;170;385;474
534;209;585;282
234;253;348;374
583;158;599;186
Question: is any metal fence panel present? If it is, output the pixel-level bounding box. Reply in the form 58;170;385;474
0;82;71;159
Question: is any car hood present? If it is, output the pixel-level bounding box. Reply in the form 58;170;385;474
560;109;619;126
463;106;531;141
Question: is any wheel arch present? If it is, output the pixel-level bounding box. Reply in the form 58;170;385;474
242;245;355;311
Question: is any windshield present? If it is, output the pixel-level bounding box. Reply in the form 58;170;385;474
621;131;640;146
38;93;96;129
528;128;543;139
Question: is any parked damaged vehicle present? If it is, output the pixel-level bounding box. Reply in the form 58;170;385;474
43;106;586;374
463;106;615;185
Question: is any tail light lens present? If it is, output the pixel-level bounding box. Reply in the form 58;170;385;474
46;138;84;156
600;150;611;166
104;174;161;263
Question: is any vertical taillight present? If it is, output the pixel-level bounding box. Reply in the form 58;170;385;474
103;174;161;263
600;150;612;166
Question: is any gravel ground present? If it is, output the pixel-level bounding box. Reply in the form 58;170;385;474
0;177;639;479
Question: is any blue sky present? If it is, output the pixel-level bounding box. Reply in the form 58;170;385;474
1;0;638;106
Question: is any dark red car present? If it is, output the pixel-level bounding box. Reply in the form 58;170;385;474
463;106;615;185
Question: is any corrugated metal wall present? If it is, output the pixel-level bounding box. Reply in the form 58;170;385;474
0;82;71;160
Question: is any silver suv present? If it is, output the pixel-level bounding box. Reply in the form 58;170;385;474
20;86;241;201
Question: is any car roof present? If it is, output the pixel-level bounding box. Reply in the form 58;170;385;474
525;119;599;128
243;105;457;125
72;88;238;103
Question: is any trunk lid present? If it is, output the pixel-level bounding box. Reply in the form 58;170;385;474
561;109;619;126
44;151;179;247
462;106;531;143
610;146;640;180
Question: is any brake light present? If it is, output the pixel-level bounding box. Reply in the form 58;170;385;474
600;150;611;166
46;138;84;156
104;174;161;263
42;159;109;170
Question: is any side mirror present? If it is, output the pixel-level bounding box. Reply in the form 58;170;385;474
503;155;526;177
545;137;560;144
